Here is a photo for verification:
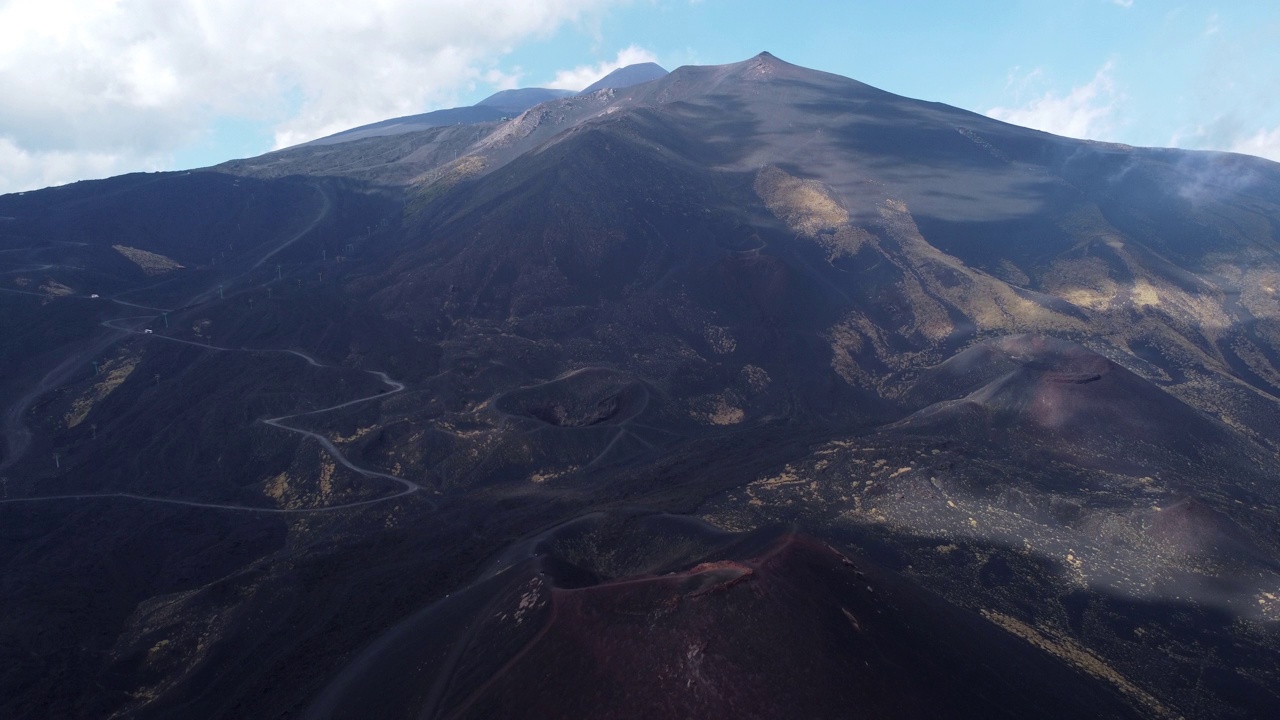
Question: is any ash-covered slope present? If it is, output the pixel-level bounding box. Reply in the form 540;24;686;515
295;88;575;148
227;54;1280;447
892;334;1256;475
475;87;575;111
299;105;513;147
580;61;668;93
349;53;1280;464
289;60;666;150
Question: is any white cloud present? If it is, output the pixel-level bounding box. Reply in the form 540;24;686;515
545;45;658;90
1169;115;1280;163
1003;65;1043;94
1110;0;1133;8
484;68;524;92
0;0;627;193
1231;126;1280;162
987;63;1123;141
0;137;165;194
1205;12;1222;35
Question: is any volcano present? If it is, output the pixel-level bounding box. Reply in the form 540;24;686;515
2;53;1279;718
311;514;1146;720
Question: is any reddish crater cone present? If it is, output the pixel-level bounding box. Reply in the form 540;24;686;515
312;514;1146;720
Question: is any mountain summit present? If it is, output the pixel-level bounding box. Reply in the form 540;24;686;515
295;61;669;148
580;60;669;93
2;53;1279;719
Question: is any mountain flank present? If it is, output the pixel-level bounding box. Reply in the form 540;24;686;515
2;52;1279;718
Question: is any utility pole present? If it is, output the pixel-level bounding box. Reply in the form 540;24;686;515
92;360;100;375
163;313;169;328
322;249;326;262
53;453;59;469
219;285;224;299
277;264;282;280
90;423;97;440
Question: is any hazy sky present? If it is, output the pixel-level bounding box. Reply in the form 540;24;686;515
1;0;1277;194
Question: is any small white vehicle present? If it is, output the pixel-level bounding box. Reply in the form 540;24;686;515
144;329;153;334
89;294;100;299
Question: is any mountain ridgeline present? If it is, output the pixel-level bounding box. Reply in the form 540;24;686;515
1;54;1279;718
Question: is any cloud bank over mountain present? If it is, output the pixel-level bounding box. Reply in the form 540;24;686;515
0;0;630;192
2;1;1277;195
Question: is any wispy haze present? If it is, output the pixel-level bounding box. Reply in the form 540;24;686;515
1;0;1277;194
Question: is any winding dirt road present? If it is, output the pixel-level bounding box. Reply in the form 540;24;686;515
0;183;431;513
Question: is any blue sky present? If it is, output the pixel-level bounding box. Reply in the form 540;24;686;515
2;0;1277;194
